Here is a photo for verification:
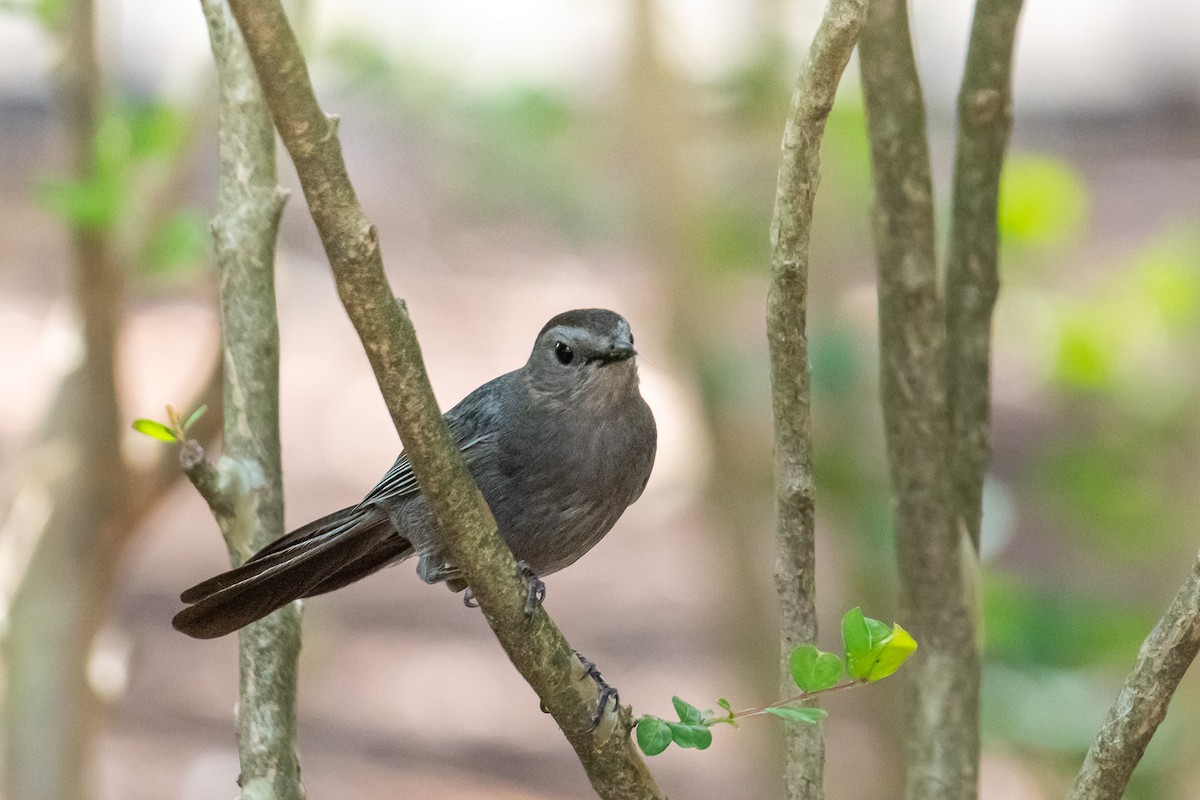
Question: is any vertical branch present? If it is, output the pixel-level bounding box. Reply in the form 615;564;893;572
859;1;979;799
767;1;867;798
946;0;1025;551
1;0;129;795
196;1;299;797
1067;550;1200;800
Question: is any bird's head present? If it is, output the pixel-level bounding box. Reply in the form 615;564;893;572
524;309;641;412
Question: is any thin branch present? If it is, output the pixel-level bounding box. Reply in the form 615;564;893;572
859;1;980;799
196;1;301;797
767;0;867;797
122;350;225;532
733;680;865;719
222;1;665;796
1066;550;1200;800
946;0;1025;552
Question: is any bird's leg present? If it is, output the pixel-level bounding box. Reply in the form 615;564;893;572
460;563;543;613
575;650;619;729
515;560;546;617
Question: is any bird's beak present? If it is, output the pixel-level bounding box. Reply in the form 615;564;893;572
600;339;636;364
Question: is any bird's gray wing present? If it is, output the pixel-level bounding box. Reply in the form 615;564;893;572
357;371;511;507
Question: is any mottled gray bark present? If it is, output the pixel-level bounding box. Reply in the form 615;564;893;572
858;0;982;798
189;1;301;797
766;1;867;798
1066;552;1200;800
220;0;664;796
946;0;1025;553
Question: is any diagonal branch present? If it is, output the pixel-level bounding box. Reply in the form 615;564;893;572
946;0;1025;552
221;1;664;796
859;1;980;799
767;1;867;797
1067;550;1200;800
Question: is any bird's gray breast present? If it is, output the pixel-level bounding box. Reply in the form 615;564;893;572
485;393;656;576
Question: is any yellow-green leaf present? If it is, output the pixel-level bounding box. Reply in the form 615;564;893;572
133;419;177;442
863;624;918;681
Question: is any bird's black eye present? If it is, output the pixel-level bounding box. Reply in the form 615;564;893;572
554;341;574;365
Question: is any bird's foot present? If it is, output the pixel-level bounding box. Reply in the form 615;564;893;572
516;560;545;618
575;650;619;729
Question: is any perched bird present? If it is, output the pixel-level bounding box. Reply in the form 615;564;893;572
173;308;657;640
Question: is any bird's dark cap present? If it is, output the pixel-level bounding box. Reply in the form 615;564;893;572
538;308;627;339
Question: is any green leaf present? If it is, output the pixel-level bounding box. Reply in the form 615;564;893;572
765;706;827;725
667;721;713;750
841;607;872;669
132;419;177;442
709;697;738;727
845;615;919;682
843;608;914;680
864;615;892;644
671;696;704;726
636;716;672;756
184;405;208;432
788;645;845;692
862;624;918;682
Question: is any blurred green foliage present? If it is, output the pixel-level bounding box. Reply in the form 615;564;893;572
984;573;1154;669
323;34;617;239
40;101;189;230
36;97;209;280
999;154;1089;250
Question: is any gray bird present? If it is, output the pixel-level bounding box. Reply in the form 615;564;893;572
173;308;657;639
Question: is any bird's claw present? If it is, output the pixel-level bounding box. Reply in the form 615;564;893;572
575;650;619;729
516;560;545;618
462;587;479;608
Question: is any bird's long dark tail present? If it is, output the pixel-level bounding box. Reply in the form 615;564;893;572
172;505;412;639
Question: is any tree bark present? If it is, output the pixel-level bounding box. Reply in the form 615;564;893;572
946;0;1025;552
194;1;301;796
859;1;981;798
767;1;867;798
1066;549;1200;800
1;0;127;796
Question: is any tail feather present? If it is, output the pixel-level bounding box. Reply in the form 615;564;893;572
179;507;362;604
173;506;409;639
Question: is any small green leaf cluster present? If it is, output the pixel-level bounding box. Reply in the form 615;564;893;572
634;607;917;756
636;697;724;757
132;404;207;442
840;606;917;682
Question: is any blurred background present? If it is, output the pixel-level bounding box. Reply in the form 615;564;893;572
2;0;1200;798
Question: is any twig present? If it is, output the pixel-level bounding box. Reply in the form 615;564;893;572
223;1;665;796
195;1;301;797
767;0;868;797
1066;550;1200;800
859;1;980;798
945;0;1025;552
734;680;866;719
